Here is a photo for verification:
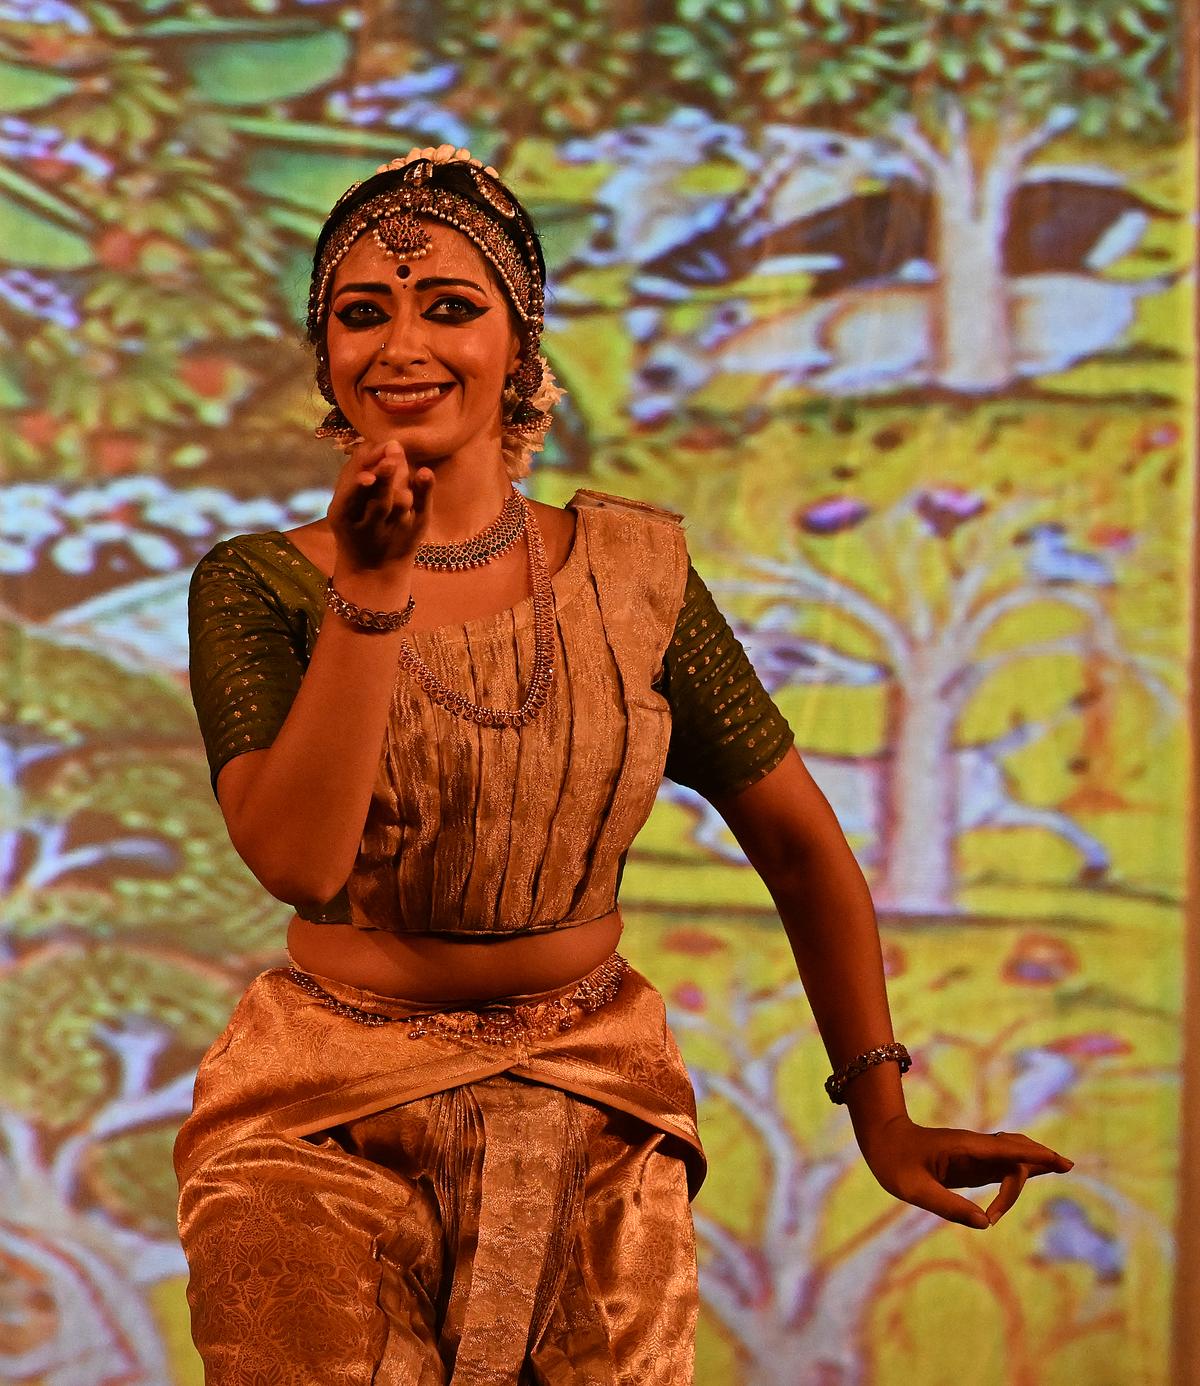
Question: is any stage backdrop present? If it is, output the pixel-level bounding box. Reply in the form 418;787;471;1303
0;2;1195;1382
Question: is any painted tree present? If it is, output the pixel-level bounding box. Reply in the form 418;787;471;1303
0;3;431;483
724;489;1173;914
0;947;232;1383
650;0;1181;394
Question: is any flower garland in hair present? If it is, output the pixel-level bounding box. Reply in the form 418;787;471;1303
377;144;500;178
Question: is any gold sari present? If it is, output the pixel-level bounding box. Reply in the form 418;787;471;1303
174;953;706;1384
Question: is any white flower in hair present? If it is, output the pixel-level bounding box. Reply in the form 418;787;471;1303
376;145;500;179
502;355;566;481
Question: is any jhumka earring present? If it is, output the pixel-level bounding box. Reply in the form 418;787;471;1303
313;358;359;445
508;351;548;434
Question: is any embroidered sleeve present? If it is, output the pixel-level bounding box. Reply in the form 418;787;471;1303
659;564;795;799
187;541;308;797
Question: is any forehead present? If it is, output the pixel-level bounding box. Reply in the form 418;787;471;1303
331;220;501;294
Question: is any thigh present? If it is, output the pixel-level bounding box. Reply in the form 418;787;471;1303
179;1127;446;1386
531;1103;699;1386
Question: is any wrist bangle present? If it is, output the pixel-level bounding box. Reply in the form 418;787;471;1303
324;579;415;633
825;1042;911;1104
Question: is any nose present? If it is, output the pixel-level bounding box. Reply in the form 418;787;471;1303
376;302;431;365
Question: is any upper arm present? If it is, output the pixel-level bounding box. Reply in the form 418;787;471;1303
708;746;854;889
660;563;795;800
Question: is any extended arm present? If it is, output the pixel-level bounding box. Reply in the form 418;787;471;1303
710;748;1073;1227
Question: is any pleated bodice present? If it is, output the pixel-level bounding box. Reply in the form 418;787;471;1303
336;499;687;935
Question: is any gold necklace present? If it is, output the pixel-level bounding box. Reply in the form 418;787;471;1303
399;493;555;727
415;487;525;571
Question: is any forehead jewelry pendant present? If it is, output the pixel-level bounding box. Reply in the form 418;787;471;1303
374;210;431;261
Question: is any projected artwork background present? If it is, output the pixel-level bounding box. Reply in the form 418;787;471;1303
0;2;1193;1382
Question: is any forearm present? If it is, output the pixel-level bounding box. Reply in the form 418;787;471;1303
229;564;414;907
768;840;909;1147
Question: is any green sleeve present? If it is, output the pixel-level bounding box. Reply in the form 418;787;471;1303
187;537;317;797
659;564;795;800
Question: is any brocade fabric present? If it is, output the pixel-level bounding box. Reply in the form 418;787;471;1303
186;491;794;930
174;956;705;1384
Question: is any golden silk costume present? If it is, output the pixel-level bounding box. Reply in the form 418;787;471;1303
177;492;794;1383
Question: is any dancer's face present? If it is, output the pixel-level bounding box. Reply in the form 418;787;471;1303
325;222;521;462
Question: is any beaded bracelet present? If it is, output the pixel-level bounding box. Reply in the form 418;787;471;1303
324;579;415;632
825;1042;911;1104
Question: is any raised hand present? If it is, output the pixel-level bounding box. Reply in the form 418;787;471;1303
860;1116;1073;1228
328;439;434;576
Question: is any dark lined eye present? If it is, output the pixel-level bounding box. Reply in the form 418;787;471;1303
424;296;489;323
333;301;388;328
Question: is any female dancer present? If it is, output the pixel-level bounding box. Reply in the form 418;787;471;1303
176;146;1072;1384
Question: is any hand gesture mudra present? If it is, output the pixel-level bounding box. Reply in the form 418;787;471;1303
862;1116;1073;1228
328;439;434;574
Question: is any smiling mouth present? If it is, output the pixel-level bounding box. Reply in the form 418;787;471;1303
369;383;453;411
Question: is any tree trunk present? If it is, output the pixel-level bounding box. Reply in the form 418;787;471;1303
930;152;1013;392
874;672;959;914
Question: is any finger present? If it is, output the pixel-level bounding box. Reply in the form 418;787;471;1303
408;468;435;514
985;1165;1030;1225
902;1176;990;1230
968;1131;1073;1171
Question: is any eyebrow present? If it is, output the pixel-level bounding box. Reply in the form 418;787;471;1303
332;276;489;299
416;276;488;294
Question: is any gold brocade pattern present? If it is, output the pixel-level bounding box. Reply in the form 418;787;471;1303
175;958;705;1384
348;501;687;934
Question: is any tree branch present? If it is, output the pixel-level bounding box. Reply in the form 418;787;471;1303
885;112;947;180
722;556;912;676
692;1208;763;1307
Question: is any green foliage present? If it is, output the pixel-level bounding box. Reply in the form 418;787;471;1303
182;30;351;106
0;622;192;739
426;0;651;138
0;946;234;1126
421;0;1180;135
0;196;93;269
89;1126;181;1235
0;61;75;113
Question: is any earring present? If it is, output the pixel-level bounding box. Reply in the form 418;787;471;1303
314;358;358;443
507;352;548;434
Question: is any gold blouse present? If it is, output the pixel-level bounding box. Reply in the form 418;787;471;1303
188;491;793;932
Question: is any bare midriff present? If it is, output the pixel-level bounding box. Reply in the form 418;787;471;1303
285;906;625;1004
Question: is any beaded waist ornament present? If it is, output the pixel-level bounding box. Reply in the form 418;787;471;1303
287;952;630;1042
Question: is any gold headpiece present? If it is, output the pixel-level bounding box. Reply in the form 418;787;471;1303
306;146;543;344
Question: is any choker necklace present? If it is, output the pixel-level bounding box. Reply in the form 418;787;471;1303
415;488;525;571
400;492;554;727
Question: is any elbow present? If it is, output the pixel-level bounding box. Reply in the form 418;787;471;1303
241;844;351;918
262;871;348;919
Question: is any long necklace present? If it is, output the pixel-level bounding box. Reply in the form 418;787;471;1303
415;487;525;571
399;493;555;728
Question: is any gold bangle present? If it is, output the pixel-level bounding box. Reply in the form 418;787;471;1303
324;579;415;632
825;1042;911;1104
